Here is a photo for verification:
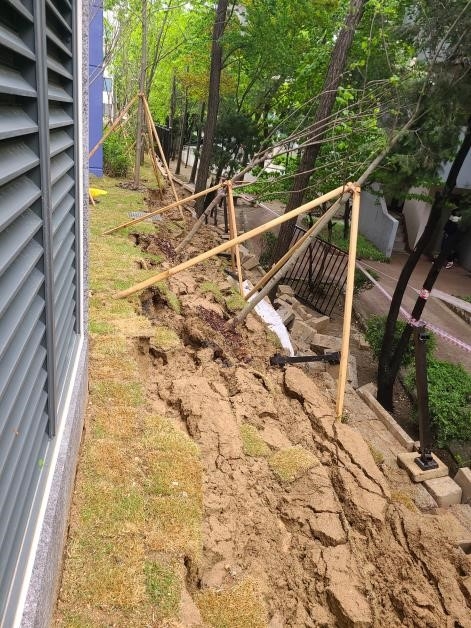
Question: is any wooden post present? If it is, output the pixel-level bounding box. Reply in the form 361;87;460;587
89;94;138;159
103;182;225;235
245;221;318;299
143;104;165;194
226;182;244;295
174;188;227;253
141;95;184;219
336;186;361;419
115;184;348;299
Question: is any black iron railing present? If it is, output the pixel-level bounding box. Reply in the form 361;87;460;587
281;225;348;316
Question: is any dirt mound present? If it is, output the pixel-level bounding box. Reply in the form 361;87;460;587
133;260;471;627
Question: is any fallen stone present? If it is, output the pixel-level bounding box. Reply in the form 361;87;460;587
277;284;295;296
309;512;347;546
290;319;317;344
454;468;471;504
397;451;448;483
327;585;372;627
241;254;260;270
310;333;342;353
424;476;462;507
278;305;295;327
310;315;330;333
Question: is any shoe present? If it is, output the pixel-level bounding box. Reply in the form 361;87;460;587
445;262;454;269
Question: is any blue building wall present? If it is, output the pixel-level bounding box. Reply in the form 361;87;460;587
89;0;104;176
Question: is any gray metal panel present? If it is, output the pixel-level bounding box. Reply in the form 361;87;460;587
0;177;41;231
0;140;41;186
0;106;38;140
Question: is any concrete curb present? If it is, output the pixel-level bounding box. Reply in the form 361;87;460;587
356;382;415;452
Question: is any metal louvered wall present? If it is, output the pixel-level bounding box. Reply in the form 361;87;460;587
0;0;80;622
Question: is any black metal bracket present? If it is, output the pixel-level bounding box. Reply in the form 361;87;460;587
270;352;340;367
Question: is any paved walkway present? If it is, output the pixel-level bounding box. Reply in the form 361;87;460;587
355;253;471;371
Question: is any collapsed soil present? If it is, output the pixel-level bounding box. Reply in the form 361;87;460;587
129;214;471;627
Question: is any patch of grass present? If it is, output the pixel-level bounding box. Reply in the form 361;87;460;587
200;280;225;304
155;281;182;314
266;329;282;349
145;561;181;618
56;170;203;626
225;291;246;312
196;578;267;628
459;295;471;303
390;490;417;512
367;442;385;467
152;326;181;351
240;424;271;457
268;446;319;482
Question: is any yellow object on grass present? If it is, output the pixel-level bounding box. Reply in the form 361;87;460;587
89;187;108;199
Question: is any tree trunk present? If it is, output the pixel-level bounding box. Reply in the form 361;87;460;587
133;0;147;187
190;101;205;184
175;88;188;175
272;0;366;262
169;73;176;159
377;116;471;409
194;0;228;216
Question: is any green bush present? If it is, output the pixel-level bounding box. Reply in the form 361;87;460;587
365;315;436;369
103;133;131;177
405;359;471;446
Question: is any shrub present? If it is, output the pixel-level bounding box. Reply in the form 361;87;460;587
365;315;436;369
405;359;471;446
103;133;131;177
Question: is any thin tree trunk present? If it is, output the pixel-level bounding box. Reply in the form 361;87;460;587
190;101;205;184
134;0;147;187
194;0;228;216
377;116;471;409
176;87;188;175
169;73;176;159
272;0;366;262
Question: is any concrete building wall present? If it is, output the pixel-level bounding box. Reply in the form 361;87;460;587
359;186;398;258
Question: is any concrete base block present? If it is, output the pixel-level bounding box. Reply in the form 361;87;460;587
397;452;448;483
357;383;415;452
424;476;462;507
310;333;342;352
454;468;471;505
290;319;316;344
277;284;295;297
310;315;330;333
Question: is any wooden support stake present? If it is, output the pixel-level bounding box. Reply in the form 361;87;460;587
226;182;244;295
143;106;165;195
174;188;226;253
116;184;348;299
89;94;138;159
245;221;318;299
141;95;184;219
336;186;361;419
103;182;225;235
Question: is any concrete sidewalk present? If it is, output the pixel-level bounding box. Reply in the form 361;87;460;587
355;252;471;371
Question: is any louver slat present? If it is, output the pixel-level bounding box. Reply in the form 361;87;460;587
45;0;72;34
46;28;72;58
52;193;74;233
0;241;43;318
49;105;73;129
50;129;73;157
0;23;35;61
0;66;36;98
0;177;41;231
51;173;74;208
50;152;73;183
0;271;43;362
47;56;73;81
0;211;42;275
0;106;37;141
0;141;40;186
4;0;34;22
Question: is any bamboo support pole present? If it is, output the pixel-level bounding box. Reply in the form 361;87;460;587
336;186;361;419
231;194;346;326
174;188;227;253
89;95;138;159
103;182;225;235
226;182;244;295
116;184;348;299
245;220;318;299
141;95;184;219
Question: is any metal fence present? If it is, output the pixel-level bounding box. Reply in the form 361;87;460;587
281;226;349;316
155;124;172;162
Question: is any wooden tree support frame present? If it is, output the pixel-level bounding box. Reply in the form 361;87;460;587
226;182;244;295
103;182;226;235
115;184;348;299
89;94;138;159
335;185;361;419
